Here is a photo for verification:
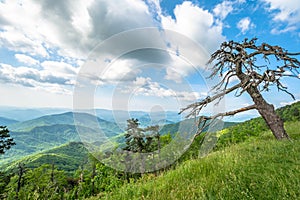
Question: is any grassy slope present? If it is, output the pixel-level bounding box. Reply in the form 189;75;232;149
92;121;300;200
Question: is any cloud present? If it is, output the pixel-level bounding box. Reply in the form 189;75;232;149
0;0;226;97
262;0;300;33
213;1;234;20
41;61;79;76
280;99;299;106
101;59;142;82
0;1;224;74
0;0;155;59
237;17;255;34
161;2;225;54
122;77;202;102
0;62;76;94
15;54;39;66
270;25;297;34
159;2;226;82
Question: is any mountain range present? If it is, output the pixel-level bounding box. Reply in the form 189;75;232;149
0;117;18;126
0;107;183;125
0;112;124;167
0;108;237;171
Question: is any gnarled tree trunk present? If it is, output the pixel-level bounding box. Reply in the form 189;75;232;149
248;86;289;139
236;64;289;140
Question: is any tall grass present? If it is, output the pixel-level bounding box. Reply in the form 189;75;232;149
91;121;300;200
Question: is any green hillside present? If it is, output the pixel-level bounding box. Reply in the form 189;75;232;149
0;124;90;166
90;121;300;200
0;112;123;167
159;117;237;136
87;102;300;199
2;142;89;173
1;102;299;199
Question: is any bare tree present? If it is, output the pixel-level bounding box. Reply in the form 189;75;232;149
16;163;26;199
180;38;300;140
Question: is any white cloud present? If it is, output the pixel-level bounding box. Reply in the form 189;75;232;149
213;1;234;20
161;2;225;54
101;59;141;82
0;62;76;94
159;2;225;83
41;61;79;76
0;29;49;57
0;0;228;108
0;0;225;86
262;0;300;33
237;17;255;34
123;77;202;102
0;0;155;59
15;54;39;66
280;99;299;106
270;26;297;34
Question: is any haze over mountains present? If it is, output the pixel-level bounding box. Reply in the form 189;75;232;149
0;108;183;167
0;107;183;125
0;106;238;171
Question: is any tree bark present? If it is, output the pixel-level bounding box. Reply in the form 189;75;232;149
247;86;289;139
235;62;289;140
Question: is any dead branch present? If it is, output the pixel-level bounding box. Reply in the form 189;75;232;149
179;83;242;118
193;105;257;138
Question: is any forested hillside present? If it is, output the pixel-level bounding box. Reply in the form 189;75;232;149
0;101;299;199
0;112;123;167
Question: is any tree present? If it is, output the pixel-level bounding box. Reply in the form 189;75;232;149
124;119;145;153
123;119;161;174
16;163;26;199
123;119;160;153
0;126;16;154
180;38;300;140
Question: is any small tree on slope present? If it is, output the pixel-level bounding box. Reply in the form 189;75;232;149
0;126;16;154
180;38;300;140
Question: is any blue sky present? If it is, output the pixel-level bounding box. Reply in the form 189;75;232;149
0;0;299;120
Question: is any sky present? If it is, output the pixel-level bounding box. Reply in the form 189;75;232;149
0;0;300;120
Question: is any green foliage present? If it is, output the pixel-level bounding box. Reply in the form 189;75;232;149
4;164;69;200
159;117;237;138
276;101;300;122
1;160;126;200
215;117;268;150
2;142;89;173
1;112;123;166
215;101;300;150
123;119;161;153
0;126;15;154
93;121;300;200
1;102;299;199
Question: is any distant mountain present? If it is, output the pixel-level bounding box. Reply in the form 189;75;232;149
0;107;70;121
94;109;182;126
0;112;123;167
2;101;299;173
159;117;237;136
8;112;122;133
0;106;183;126
0;117;19;126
